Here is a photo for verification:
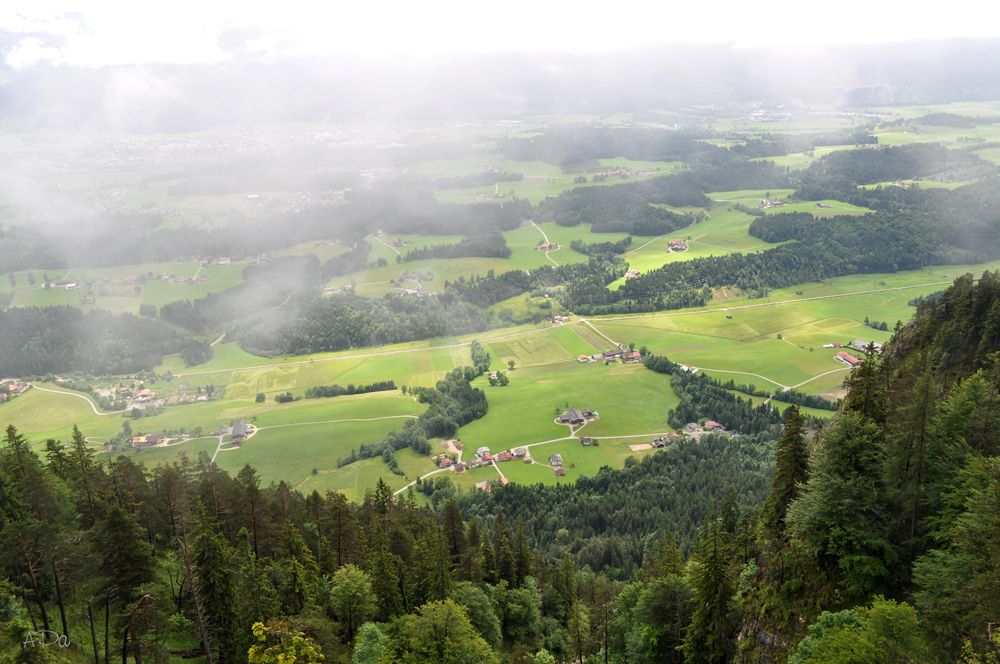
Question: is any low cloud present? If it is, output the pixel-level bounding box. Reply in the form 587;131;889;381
5;36;63;70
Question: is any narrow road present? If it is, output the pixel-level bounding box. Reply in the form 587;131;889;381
626;235;665;253
210;333;226;347
29;384;111;416
529;221;561;266
372;235;401;255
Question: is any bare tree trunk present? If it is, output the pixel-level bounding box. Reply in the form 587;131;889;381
21;579;38;631
179;519;215;664
52;560;68;636
105;589;111;664
88;598;100;664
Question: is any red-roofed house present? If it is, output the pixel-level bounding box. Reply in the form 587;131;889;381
439;457;455;469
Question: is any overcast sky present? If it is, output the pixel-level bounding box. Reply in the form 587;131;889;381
3;0;1000;71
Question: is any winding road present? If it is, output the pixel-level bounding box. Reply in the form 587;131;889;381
29;385;111;416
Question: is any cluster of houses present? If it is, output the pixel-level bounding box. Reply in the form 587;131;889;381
398;288;430;297
651;432;682;448
757;199;787;210
535;242;560;251
579;347;641;364
0;381;29;402
130;433;162;448
682;421;732;436
441;445;530;472
625;268;641;280
854;339;884;352
553;315;570;323
388;238;408;248
667;239;688;252
132;388;155;404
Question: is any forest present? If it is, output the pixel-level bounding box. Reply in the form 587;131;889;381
3;271;999;664
566;146;1000;314
0;306;182;376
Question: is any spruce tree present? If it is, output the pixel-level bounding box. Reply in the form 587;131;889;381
481;533;497;584
682;515;737;664
786;411;898;602
513;517;534;587
194;505;239;663
493;510;516;586
761;405;809;541
370;524;403;620
463;515;483;582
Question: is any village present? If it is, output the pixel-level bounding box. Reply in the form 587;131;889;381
418;397;748;494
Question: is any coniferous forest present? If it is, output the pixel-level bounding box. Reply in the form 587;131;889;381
3;272;1000;663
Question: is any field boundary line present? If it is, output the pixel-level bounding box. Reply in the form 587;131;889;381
29;384;111;416
255;415;418;430
588;281;952;323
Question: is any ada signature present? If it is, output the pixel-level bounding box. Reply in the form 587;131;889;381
23;631;70;647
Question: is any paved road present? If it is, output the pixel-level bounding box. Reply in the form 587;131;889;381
30;384;111;416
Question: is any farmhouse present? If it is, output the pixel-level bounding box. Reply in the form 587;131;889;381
624;351;641;363
466;459;481;469
559;408;588;425
497;451;513;462
9;382;29;394
579;437;597;446
549;453;563;466
836;351;863;368
854;340;883;352
652;437;666;448
439;457;455;468
704;420;726;433
477;446;491;457
554;468;566;477
232;419;248;442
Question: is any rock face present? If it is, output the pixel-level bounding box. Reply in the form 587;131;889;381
737;615;794;664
